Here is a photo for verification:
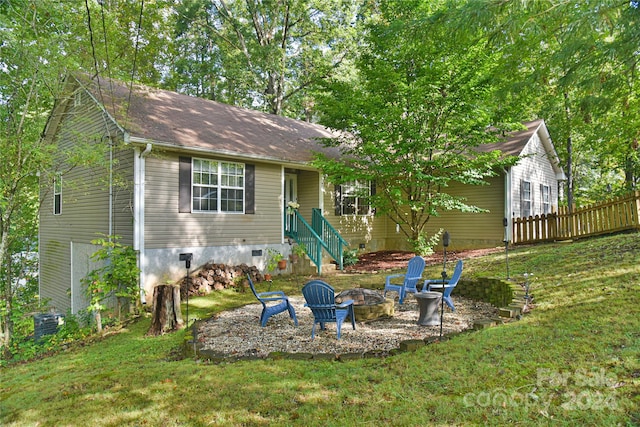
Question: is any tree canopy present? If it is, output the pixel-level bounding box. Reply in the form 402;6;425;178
456;0;640;206
0;0;70;354
163;0;359;117
313;0;519;249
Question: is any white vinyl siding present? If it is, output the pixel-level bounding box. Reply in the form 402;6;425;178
510;130;559;219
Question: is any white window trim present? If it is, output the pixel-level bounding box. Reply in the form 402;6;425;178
54;174;62;215
521;180;531;218
541;184;550;214
74;90;82;107
341;180;372;216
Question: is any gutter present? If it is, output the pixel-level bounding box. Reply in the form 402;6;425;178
126;136;320;171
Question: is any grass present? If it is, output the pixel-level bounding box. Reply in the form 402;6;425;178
1;233;639;426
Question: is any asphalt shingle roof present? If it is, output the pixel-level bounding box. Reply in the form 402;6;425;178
74;75;550;165
79;75;342;163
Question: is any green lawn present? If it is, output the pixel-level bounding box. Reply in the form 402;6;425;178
1;233;639;426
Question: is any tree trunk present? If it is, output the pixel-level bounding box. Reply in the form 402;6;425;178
564;92;574;214
1;219;13;356
147;285;184;336
95;310;103;334
1;297;12;359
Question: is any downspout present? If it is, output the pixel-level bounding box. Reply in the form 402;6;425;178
141;142;152;157
504;167;512;242
37;171;41;303
134;142;152;304
106;136;114;239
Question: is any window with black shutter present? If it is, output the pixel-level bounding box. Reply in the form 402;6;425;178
179;156;254;214
335;180;374;216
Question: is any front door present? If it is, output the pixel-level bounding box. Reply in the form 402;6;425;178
284;173;297;233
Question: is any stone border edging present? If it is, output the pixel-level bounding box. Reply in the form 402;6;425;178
185;322;463;363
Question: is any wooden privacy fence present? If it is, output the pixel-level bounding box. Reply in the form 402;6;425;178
512;192;640;244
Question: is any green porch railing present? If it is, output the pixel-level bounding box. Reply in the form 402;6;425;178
285;210;326;273
284;209;348;273
312;208;348;271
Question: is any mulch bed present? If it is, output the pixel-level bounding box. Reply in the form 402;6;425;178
345;248;503;273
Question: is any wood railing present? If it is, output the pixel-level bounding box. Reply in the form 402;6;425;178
512;191;640;244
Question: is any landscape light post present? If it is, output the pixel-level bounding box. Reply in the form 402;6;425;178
440;231;450;338
179;253;193;327
503;217;510;280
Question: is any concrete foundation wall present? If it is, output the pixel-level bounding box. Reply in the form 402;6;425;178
141;244;292;302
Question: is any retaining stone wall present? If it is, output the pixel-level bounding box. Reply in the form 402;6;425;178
455;277;522;308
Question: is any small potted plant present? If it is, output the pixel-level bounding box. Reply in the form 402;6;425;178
289;242;306;263
265;248;286;280
286;200;300;214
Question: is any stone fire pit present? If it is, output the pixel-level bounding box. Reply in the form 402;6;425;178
335;288;395;321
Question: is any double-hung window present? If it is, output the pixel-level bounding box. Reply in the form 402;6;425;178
521;180;531;217
339;180;372;215
53;174;62;215
541;184;550;214
192;158;244;213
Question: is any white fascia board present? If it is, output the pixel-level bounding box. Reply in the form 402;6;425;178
535;120;567;181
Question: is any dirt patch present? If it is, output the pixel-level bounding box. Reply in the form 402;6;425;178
345;248;503;273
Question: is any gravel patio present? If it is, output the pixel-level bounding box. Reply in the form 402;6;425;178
195;292;498;359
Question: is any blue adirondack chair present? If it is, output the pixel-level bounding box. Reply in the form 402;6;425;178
247;275;298;327
301;280;356;340
422;260;463;311
383;255;426;304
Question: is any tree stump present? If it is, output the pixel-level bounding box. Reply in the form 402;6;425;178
147;284;184;336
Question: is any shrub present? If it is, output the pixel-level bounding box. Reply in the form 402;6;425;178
81;234;140;332
343;248;359;266
409;229;443;256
